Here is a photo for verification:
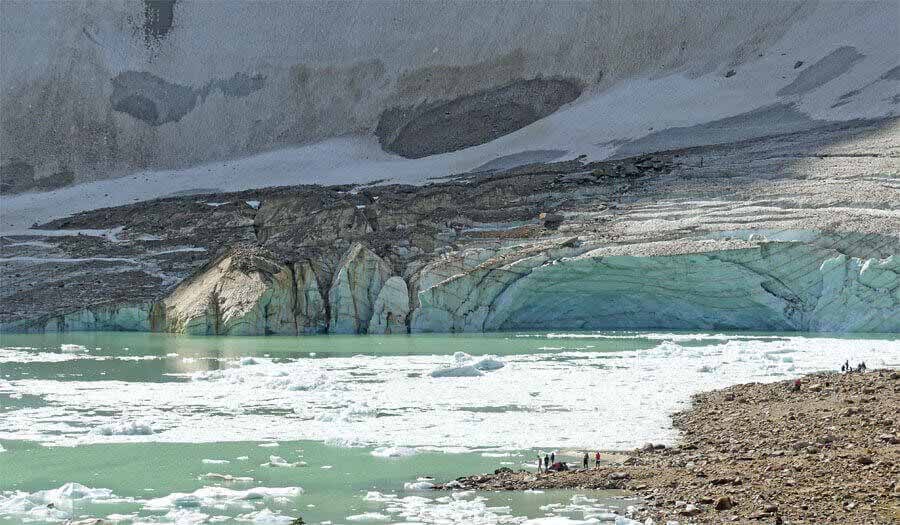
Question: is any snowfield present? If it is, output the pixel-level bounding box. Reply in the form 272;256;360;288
1;1;897;234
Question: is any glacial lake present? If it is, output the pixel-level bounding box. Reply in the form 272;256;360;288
1;331;898;524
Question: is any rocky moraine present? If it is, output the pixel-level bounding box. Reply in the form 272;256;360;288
440;370;900;524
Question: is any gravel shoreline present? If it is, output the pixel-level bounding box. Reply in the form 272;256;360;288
435;370;899;524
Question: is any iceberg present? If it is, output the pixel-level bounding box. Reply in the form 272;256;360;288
0;483;130;523
371;446;417;458
261;455;306;468
430;352;506;377
91;420;154;436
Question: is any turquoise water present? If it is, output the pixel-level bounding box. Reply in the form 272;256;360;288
0;439;632;524
1;330;896;523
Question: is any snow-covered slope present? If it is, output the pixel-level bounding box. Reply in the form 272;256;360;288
1;1;898;233
1;1;897;334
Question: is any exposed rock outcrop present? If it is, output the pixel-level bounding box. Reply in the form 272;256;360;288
328;243;393;334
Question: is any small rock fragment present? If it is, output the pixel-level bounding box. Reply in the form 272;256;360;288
714;496;734;510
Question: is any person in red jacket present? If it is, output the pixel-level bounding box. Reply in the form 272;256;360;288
594;451;601;468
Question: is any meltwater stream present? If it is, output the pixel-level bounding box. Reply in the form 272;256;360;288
1;331;898;524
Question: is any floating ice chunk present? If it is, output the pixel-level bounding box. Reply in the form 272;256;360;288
0;483;128;523
240;508;296;524
371;446;417;458
0;443;5;453
202;458;230;465
202;473;254;482
161;508;211;522
191;369;229;381
430;352;505;377
258;442;280;447
104;513;138;522
416;445;472;454
144;486;303;511
246;200;261;209
403;481;434;490
324;436;366;448
316;402;376;423
473;355;505;371
240;356;261;365
453;351;471;362
262;455;306;467
346;512;391;521
267;372;327;391
60;344;87;353
523;516;625;524
430;364;483;377
91;419;154;436
571;494;597;504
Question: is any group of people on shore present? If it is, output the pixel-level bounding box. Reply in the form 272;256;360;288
790;361;871;391
841;360;867;373
536;451;601;473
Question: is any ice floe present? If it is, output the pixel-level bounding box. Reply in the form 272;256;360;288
261;455;306;468
361;489;642;524
371;446;417;458
0;348;161;363
345;512;391;521
430;352;506;377
0;481;303;524
2;334;896;451
91;419;154;436
0;483;133;523
403;481;435;490
143;486;303;511
202;472;254;482
239;508;296;524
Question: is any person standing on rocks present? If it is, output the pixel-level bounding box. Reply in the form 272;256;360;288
544;454;550;471
550;451;555;464
595;451;601;468
537;455;543;473
582;452;589;469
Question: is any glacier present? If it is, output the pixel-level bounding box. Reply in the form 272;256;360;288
0;1;897;335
